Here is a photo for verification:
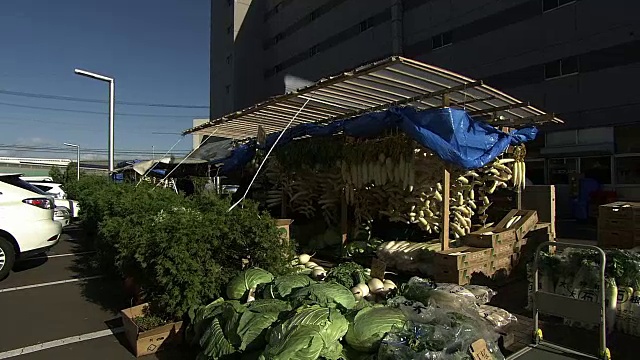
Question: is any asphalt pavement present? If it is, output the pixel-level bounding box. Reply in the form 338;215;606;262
0;224;190;359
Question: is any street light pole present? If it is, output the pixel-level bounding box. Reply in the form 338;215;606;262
74;69;115;173
63;143;80;181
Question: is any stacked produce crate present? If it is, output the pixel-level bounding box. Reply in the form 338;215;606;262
431;210;540;285
598;202;640;249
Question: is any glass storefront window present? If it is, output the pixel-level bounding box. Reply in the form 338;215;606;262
616;156;640;185
580;156;612;185
615;124;640;154
548;158;578;185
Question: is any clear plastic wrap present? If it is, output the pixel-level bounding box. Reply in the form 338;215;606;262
401;277;483;322
378;319;505;360
477;305;517;328
464;285;497;305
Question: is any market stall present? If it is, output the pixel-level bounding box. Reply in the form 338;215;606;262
183;56;561;285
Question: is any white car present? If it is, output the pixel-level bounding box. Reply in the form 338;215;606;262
0;173;62;280
25;181;80;218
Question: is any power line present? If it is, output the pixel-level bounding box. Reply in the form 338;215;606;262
0;101;207;118
0;89;209;109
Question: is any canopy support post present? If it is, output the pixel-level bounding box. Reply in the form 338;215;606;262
341;188;348;249
440;94;451;251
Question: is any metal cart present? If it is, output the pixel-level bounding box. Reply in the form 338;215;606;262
507;241;611;360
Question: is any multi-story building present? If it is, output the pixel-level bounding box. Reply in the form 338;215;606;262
210;0;640;215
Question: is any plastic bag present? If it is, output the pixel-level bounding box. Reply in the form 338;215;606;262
435;283;477;303
464;285;497;305
378;320;505;360
478;305;517;328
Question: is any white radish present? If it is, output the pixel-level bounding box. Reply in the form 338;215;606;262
305;261;318;269
298;254;312;265
351;287;364;300
368;278;385;294
356;283;370;297
312;267;326;280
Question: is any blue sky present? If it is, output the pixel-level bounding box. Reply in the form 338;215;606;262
0;0;210;160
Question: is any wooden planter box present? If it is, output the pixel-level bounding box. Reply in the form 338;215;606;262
121;303;183;357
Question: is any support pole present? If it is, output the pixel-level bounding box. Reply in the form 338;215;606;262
341;189;348;247
440;94;451;251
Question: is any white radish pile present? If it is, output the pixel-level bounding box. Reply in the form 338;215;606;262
264;135;526;238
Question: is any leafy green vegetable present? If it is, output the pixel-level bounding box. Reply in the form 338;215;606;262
272;274;314;298
326;262;371;289
290;282;357;311
187;298;226;345
227;268;275;300
260;305;349;360
344;306;406;353
199;317;236;359
236;299;292;351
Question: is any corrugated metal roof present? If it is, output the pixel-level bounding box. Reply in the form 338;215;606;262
185;56;562;139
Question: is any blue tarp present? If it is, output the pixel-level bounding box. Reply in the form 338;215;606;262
217;107;537;173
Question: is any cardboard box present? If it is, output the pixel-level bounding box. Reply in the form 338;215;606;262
434;247;493;270
598;229;636;249
491;255;512;272
463;228;516;248
492;241;517;257
276;219;293;245
599;202;640;221
121;303;183;357
522;185;556;238
495;210;538;241
433;261;492;285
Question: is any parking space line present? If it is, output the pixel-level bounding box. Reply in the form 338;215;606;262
27;251;96;260
0;327;124;359
0;276;104;293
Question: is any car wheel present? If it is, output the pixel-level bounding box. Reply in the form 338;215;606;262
0;236;16;281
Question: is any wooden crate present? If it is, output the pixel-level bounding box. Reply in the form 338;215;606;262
433;247;493;270
463;228;516;248
491;255;513;273
522;185;556;238
433;262;493;285
495;210;539;241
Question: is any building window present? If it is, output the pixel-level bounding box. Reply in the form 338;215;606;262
616;156;640;185
581;156;612;184
548;158;578;185
225;85;231;94
526;160;546;185
359;19;371;32
309;45;319;57
542;0;575;12
544;56;579;79
615;124;640;153
432;31;452;50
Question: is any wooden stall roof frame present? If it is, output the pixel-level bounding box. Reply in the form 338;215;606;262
184;56;563;251
183;56;562;139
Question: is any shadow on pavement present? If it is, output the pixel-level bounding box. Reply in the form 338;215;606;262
13;256;48;272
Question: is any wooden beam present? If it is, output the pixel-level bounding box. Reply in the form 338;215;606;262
490;113;557;127
468;102;529;116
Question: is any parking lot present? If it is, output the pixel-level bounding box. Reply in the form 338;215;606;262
0;225;189;359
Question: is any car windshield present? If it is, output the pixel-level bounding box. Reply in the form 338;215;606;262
0;175;49;195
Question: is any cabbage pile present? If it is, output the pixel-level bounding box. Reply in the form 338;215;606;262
187;267;506;360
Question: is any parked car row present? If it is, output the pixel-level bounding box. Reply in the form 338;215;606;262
0;173;62;280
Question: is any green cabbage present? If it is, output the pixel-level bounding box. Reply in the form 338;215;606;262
344;306;406;353
262;274;314;299
227;268;275;300
260;305;349;360
289;282;356;311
